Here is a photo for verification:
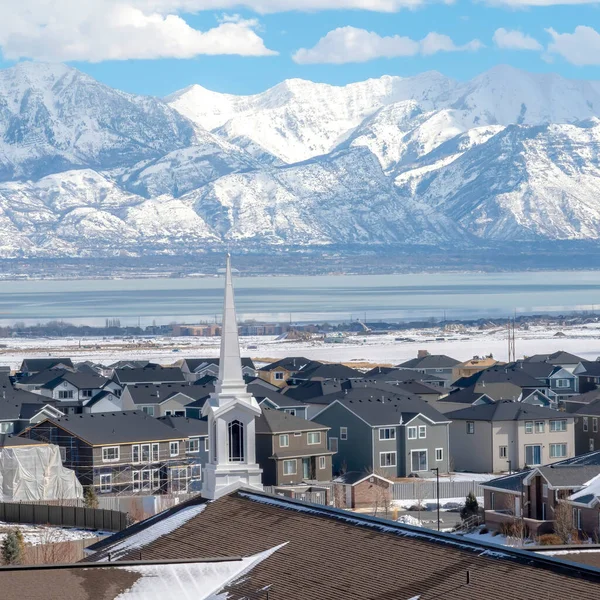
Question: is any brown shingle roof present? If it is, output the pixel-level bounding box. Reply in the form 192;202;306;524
83;491;600;599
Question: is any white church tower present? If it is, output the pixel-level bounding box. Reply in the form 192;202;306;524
201;254;263;500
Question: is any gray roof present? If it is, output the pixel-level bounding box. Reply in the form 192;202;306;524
284;380;344;402
40;371;110;390
441;382;523;404
573;398;600;417
182;357;255;372
36;412;185;445
445;401;568;422
256;408;328;434
0;435;47;448
125;383;211;405
576;361;600;377
398;355;460;369
113;367;186;385
365;368;445;384
0;375;47;420
259;357;312;372
20;358;74;372
156;416;208;437
525;351;585;365
294;363;363;381
453;367;545;390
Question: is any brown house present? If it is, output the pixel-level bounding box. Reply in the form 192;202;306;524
20;411;198;495
255;408;334;486
452;355;499;382
257;357;312;388
333;471;394;509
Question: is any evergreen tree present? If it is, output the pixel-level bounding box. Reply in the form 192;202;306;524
2;530;23;565
460;491;479;521
84;485;99;509
13;528;25;558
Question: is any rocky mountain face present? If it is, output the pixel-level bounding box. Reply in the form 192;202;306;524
1;62;600;258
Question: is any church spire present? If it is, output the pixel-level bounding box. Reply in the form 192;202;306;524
216;253;245;394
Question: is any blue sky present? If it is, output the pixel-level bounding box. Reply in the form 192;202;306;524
1;1;600;97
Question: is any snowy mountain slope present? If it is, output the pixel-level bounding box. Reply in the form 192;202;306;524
395;120;600;240
0;62;197;181
166;73;454;164
186;147;463;245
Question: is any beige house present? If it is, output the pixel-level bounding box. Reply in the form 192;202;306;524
452;356;500;382
446;401;575;473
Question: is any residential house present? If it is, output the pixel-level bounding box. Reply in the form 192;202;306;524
481;451;600;538
512;360;579;405
121;383;212;417
364;367;446;387
177;358;256;382
157;416;208;492
18;358;74;378
112;366;187;387
257;357;311;388
446;402;575;473
83;390;122;413
255;408;333;486
287;362;363;385
565;388;600;413
574;361;600;394
21;412;194;495
452;356;499;382
313;393;450;478
333;471;394;510
524;351;585;373
396;352;461;386
253;385;309;419
572;399;600;454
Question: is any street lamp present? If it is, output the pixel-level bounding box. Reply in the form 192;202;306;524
432;467;440;531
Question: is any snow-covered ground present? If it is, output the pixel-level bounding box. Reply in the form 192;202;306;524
2;321;600;369
0;521;102;546
393;496;483;511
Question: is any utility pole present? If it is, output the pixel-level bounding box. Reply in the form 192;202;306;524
432;467;440;531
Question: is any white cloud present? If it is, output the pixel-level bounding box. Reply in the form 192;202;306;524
0;1;277;62
546;26;600;65
493;28;542;51
483;0;597;6
292;26;481;64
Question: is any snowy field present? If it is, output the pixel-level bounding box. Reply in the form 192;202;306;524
0;521;101;546
2;321;600;369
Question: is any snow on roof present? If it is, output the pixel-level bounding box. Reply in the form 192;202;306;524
569;473;600;505
96;504;207;562
116;543;286;599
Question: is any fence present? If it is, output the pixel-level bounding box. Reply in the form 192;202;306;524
0;502;129;532
391;480;485;501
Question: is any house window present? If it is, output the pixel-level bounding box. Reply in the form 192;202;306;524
573;508;582;530
525;421;534;434
411;450;428;472
307;431;321;445
284;409;296;416
556;379;570;388
379;428;396;440
141;444;150;462
133;471;140;492
190;464;202;481
542;484;548;498
319;456;326;470
329;437;338;453
0;422;14;434
435;448;443;462
340;427;348;440
283;459;297;475
58;390;74;399
99;474;112;493
186;438;200;453
141;468;151;490
204;437;210;452
59;446;67;461
550;420;567;432
228;420;245;462
152;444;160;462
132;445;140;463
294;432;301;437
591;439;595;452
418;426;426;439
141;406;155;417
169;467;188;493
81;389;93;398
550;443;567;458
279;434;289;448
102;446;120;463
525;445;542;466
408;426;418;439
499;446;507;459
594;418;598;433
169;441;180;457
535;421;545;434
380;452;397;467
274;372;285;380
583;417;589;432
466;422;475;435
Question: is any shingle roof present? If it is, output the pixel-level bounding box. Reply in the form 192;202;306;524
398;354;460;369
156;416;208;437
258;357;312;372
40;371;110;390
79;490;600;599
442;382;523;404
283;380;344;401
366;367;446;383
574;398;600;416
453;367;545;390
526;351;585;365
20;358;74;372
113;367;186;385
256;408;328;434
576;361;600;377
294;363;363;381
445;401;570;422
182;357;255;372
31;412;185;445
124;383;209;405
0;434;46;448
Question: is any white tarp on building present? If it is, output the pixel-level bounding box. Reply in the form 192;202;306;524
0;444;83;502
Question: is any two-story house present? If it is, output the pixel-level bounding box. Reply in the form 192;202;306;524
255;408;334;486
18;358;74;378
177;358;256;382
446;401;575;473
364;367;446;388
572;399;600;454
313;393;450;478
112;366;187;387
257;357;312;388
20;412;194;495
574;361;600;394
121;383;212;417
397;352;461;387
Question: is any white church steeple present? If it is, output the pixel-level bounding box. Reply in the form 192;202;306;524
201;254;263;500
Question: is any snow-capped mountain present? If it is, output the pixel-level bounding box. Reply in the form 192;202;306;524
2;61;600;259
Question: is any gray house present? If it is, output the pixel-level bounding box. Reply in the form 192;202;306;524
177;358;256;382
571;399;600;455
446;401;575;473
313;395;450;479
397;353;460;387
121;383;211;417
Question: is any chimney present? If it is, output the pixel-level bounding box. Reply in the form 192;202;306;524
417;349;430;359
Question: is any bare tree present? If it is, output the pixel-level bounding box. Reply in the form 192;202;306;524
506;518;527;548
332;483;347;509
553;501;575;544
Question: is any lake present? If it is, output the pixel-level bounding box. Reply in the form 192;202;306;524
1;271;600;326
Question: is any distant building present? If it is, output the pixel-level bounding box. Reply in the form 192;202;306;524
452;356;499;382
